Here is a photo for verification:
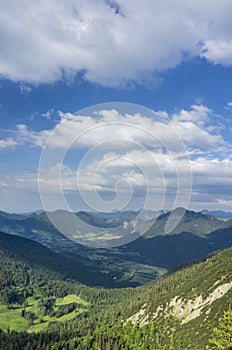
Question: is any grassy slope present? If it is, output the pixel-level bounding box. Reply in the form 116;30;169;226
27;294;89;333
0;305;28;332
0;294;89;333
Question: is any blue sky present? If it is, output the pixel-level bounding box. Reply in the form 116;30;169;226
0;0;232;213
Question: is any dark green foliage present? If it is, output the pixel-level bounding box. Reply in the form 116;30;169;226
54;303;78;318
0;230;144;288
0;233;80;303
122;227;232;269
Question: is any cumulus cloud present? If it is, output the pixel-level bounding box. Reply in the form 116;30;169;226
201;40;232;66
14;124;51;148
172;105;212;124
11;105;227;156
3;164;76;192
0;0;232;86
0;150;185;192
1;103;231;211
0;138;18;149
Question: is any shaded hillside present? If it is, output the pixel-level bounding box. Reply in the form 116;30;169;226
0;230;165;288
0;231;136;288
121;225;232;268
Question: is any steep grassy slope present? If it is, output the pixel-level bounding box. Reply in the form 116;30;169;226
59;247;231;349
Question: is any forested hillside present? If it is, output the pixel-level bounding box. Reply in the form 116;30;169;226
0;230;231;349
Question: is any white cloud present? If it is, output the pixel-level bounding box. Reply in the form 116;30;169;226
0;163;78;195
171;121;224;151
201;40;232;66
2;150;232;212
41;109;54;119
0;150;183;193
1;104;231;211
172;105;212;125
14;124;51;148
0;180;8;187
0;0;232;86
19;83;32;95
12;105;226;156
0;138;18;149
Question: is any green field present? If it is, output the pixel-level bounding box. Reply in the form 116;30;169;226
56;294;89;306
0;305;28;332
0;294;89;333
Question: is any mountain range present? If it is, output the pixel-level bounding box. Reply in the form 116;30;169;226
0;207;231;348
0;208;232;279
0;226;231;349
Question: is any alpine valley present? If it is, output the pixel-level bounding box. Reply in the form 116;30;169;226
0;209;231;349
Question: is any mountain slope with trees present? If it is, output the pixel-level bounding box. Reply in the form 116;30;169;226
0;229;231;349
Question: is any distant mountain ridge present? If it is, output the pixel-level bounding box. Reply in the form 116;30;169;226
202;209;232;219
0;207;232;280
144;207;232;238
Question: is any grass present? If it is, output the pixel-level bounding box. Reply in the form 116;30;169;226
0;304;28;332
56;294;88;306
28;310;80;333
0;293;89;333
